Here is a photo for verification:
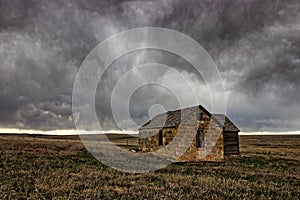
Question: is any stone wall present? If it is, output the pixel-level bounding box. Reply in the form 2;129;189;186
138;107;224;161
138;128;178;152
176;108;224;162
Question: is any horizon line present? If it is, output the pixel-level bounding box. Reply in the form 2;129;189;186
0;128;300;136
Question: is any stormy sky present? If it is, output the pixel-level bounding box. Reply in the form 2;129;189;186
0;0;300;132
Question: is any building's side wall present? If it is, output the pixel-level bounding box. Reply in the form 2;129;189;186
138;127;178;152
138;129;157;152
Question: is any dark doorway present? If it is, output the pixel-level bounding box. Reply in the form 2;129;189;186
159;130;163;146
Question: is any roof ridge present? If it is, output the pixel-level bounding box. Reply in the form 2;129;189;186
138;105;239;132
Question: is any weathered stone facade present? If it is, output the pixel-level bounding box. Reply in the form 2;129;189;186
138;127;178;152
138;105;239;162
177;108;224;162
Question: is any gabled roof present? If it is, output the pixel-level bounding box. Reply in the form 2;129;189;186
212;114;240;132
139;105;240;132
139;106;198;130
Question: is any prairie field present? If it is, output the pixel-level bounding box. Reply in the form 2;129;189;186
0;134;299;199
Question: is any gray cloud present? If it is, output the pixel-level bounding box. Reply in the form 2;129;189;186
0;0;300;132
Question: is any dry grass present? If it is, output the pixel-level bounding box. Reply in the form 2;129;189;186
0;134;299;199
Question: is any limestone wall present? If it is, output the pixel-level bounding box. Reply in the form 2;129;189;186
178;108;224;161
138;107;224;161
138;128;178;152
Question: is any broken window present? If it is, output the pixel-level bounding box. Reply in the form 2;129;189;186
196;130;205;148
197;112;202;121
143;133;147;146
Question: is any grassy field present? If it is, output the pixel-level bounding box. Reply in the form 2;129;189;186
0;134;299;199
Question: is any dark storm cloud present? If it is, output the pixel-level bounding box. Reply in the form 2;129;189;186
0;0;299;131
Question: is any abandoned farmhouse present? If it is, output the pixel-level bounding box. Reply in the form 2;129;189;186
138;105;240;162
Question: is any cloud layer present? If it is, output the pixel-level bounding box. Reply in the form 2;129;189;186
0;0;300;131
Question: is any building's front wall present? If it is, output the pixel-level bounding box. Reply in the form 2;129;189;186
177;108;224;162
138;107;225;162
